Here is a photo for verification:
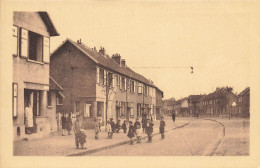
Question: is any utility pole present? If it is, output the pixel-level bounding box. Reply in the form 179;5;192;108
126;78;128;123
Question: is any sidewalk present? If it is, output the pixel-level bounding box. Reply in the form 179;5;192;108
13;117;192;156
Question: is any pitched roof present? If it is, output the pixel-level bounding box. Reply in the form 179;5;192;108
201;87;237;101
38;12;59;36
238;87;250;96
49;76;64;91
188;95;204;102
51;38;163;92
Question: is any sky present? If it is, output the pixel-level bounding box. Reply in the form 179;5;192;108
44;1;254;99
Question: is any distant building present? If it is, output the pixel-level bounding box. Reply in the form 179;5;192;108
162;98;175;115
174;97;189;117
50;39;163;128
12;12;62;140
199;87;238;117
237;87;250;118
188;95;204;116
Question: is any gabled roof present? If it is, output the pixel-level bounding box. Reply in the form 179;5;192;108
238;87;250;96
38;12;59;36
175;97;188;105
51;38;163;92
201;87;236;101
49;76;64;91
188;95;204;103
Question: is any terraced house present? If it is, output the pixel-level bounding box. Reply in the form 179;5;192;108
12;12;63;140
237;87;250;118
50;39;163;129
199;87;238;117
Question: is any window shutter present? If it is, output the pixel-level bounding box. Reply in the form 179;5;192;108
124;78;127;90
21;29;28;58
119;76;122;90
43;37;50;63
112;74;115;87
104;70;107;85
133;81;136;93
96;67;100;84
12;26;18;56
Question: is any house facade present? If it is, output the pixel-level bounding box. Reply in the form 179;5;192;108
50;39;163;129
174;97;189;117
188;95;204;116
12;12;61;140
237;87;250;118
199;87;238;117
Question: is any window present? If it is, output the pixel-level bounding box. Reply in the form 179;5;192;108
138;83;142;94
28;31;43;62
47;92;52;107
12;26;18;56
150;105;153;115
120;102;126;116
96;67;100;84
121;77;126;91
130;80;135;93
239;97;243;102
75;101;80;113
99;69;104;85
116;75;119;85
112;74;115;87
56;94;63;105
239;107;242;113
108;72;113;88
103;70;107;85
133;81;136;93
43;37;50;63
130;108;134;117
137;104;141;117
85;103;91;117
13;83;18;118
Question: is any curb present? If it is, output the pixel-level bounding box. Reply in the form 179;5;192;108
68;121;192;156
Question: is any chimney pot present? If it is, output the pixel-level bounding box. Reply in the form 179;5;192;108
121;59;126;67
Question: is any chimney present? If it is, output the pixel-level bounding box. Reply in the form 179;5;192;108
112;53;121;65
99;46;105;55
121;59;126;67
77;39;82;44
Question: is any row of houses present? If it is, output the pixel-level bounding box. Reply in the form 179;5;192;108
12;12;163;140
162;87;250;118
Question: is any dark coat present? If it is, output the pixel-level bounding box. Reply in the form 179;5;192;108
146;123;154;135
122;122;127;130
141;118;147;128
66;117;72;131
134;121;141;130
127;125;135;138
110;121;116;132
159;120;166;134
61;116;67;129
172;113;176;121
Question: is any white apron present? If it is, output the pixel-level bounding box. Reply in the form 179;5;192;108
25;107;33;127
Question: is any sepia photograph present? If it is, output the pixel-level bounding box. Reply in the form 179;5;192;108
1;0;260;168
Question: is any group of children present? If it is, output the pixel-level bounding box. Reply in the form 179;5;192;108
73;115;166;149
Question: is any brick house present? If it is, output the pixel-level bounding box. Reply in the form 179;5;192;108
199;87;238;117
162;98;175;115
174;97;189;117
50;39;163;129
237;87;250;118
12;12;62;140
188;95;204;116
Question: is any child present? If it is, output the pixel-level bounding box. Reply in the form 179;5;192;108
146;119;154;143
78;129;87;149
122;120;127;133
127;121;135;145
159;117;166;140
135;125;142;143
107;121;112;139
115;120;121;133
66;113;72;135
94;118;100;140
61;113;67;136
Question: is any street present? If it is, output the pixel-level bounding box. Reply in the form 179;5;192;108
89;119;224;156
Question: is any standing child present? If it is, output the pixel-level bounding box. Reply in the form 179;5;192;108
78;129;87;149
122;120;127;133
135;125;142;143
66;113;72;135
159;117;166;140
94;118;100;140
127;121;135;145
107;121;112;139
146;119;154;143
61;113;67;136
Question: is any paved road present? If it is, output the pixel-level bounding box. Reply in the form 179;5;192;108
89;119;224;156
